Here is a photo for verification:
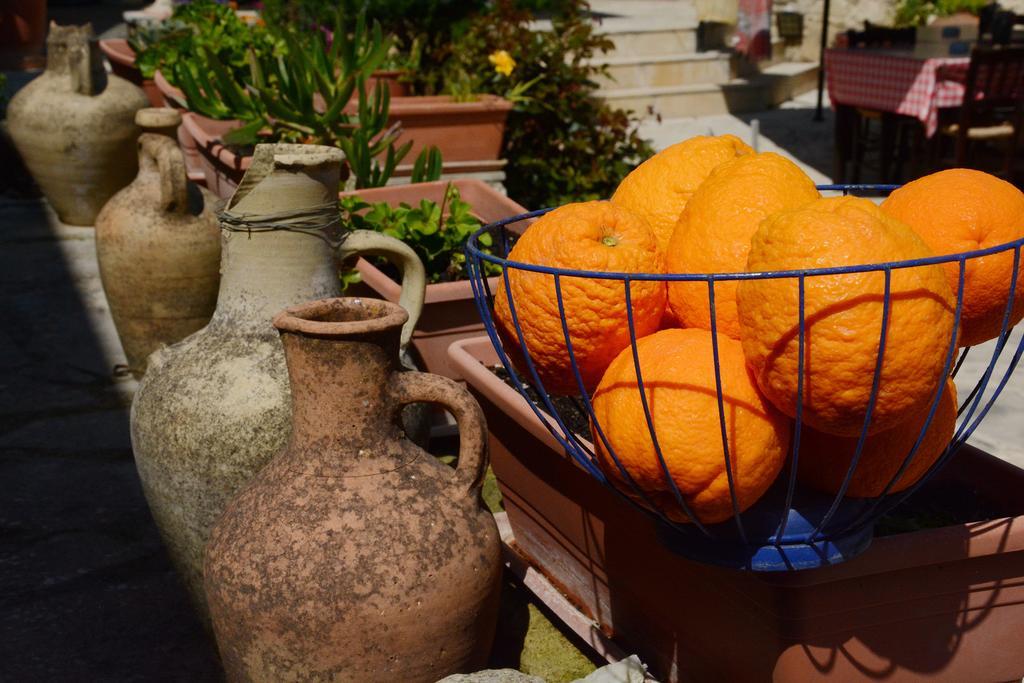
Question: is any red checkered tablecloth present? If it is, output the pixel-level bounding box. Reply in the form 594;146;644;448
825;48;970;136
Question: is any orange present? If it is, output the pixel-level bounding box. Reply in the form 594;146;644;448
881;169;1024;347
737;196;956;437
665;152;820;339
611;134;753;254
591;328;790;525
798;379;957;497
494;201;666;395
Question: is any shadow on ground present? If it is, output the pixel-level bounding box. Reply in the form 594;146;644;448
736;101;836;182
0;196;221;682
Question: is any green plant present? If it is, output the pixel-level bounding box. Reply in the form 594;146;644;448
417;0;653;208
174;9;443;189
893;0;988;26
130;0;277;83
340;183;499;283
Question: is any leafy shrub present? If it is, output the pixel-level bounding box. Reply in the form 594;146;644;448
130;0;278;83
434;0;653;208
166;9;442;189
340;183;500;283
893;0;989;27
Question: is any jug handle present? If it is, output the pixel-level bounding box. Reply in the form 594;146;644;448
336;230;425;351
139;134;190;214
389;371;488;498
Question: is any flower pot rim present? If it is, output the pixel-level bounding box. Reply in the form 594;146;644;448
340;178;528;304
387;94;515;114
449;335;1024;583
181;112;250;172
99;38;136;66
153;69;187;109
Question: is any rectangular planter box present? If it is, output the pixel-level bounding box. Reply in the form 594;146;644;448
180;111;246;199
386;95;513;162
449;336;1024;683
341;179;528;379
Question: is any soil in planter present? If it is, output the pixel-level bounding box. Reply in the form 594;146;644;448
488;367;1007;538
875;479;1004;536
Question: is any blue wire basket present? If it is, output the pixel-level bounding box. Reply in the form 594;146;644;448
465;184;1024;572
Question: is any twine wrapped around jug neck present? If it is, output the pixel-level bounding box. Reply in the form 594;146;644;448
217;202;349;248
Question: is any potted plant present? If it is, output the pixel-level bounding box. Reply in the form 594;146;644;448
338;179;528;379
403;0;653;209
449;335;1024;683
173;11;440;198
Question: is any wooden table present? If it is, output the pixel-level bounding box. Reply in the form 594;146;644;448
825;48;970;182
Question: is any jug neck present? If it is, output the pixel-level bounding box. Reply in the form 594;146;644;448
210;142;346;336
209;230;340;336
46;23;106;96
274;299;411;476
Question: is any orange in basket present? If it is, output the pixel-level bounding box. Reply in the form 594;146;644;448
881;168;1024;347
611;134;753;254
591;328;790;525
798;379;957;498
665;152;820;339
494;201;666;395
737;196;956;437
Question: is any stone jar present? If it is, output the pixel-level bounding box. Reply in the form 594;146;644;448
130;144;426;624
7;22;148;225
205;297;501;683
95;108;220;378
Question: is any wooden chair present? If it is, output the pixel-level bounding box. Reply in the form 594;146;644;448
937;45;1024;176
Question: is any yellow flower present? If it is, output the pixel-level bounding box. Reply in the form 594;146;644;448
489;50;515;77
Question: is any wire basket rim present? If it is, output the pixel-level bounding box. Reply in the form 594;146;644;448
466;201;1024;283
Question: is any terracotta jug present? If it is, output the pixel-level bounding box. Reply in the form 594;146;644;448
205;297;501;682
7;22;148;225
130;144;426;623
95;108;220;378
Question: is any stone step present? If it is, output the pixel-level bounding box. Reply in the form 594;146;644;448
600;61;819;118
595;17;699;56
591;51;734;89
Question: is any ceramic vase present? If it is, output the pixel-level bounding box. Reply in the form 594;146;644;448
6;22;149;225
95;108;220;378
205;297;501;682
130;144;426;623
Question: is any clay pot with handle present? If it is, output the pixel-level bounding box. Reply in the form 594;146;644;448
95;108;220;378
129;144;427;624
6;22;149;225
205;297;501;682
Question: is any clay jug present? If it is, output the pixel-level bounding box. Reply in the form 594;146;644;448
95;108;220;378
130;144;426;624
7;22;149;225
205;297;501;682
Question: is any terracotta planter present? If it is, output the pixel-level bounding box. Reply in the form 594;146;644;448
98;39;163;107
205;297;501;682
180;110;245;199
449;336;1024;683
341;179;529;379
153;69;184;109
386;95;513;162
155;71;217;183
0;0;47;70
7;23;149;225
367;69;408;97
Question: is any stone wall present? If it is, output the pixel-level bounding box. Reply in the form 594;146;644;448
779;0;1024;62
